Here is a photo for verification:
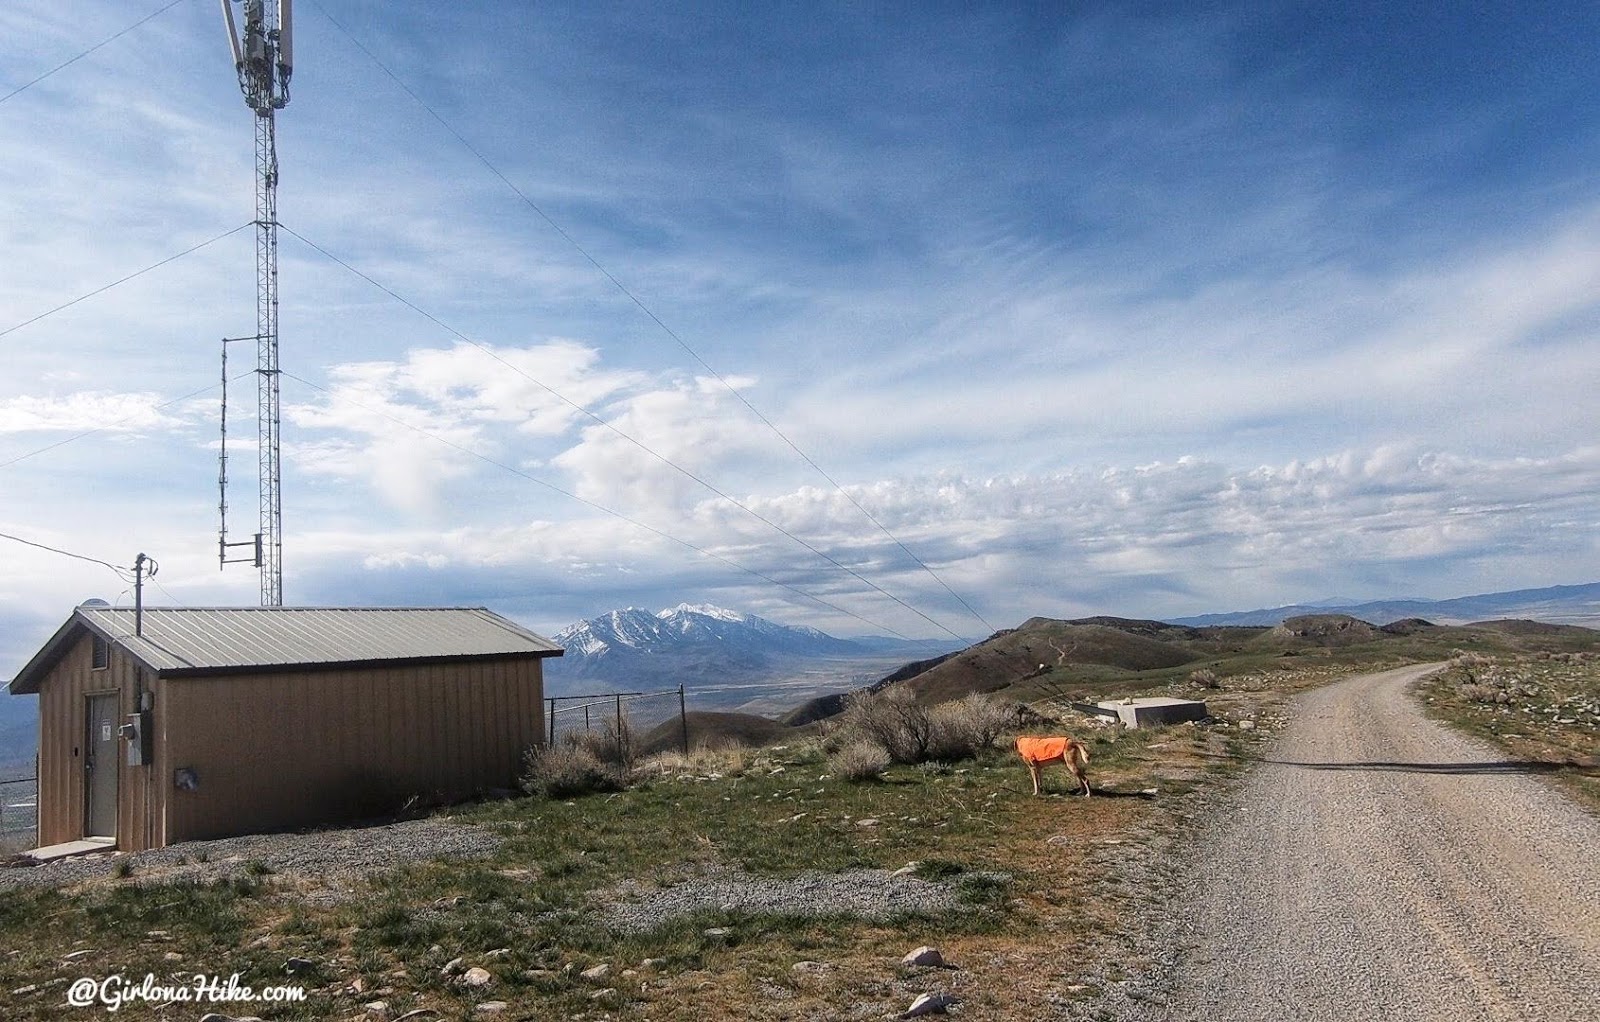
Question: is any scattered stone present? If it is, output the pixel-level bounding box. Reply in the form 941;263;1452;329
902;946;949;969
472;1002;508;1016
892;862;921;877
638;958;668;971
857;818;880;828
61;948;96;961
522;969;557;982
284;956;319;975
791;960;831;975
441;957;465;977
362;1002;388;1016
1046;835;1073;847
704;927;732;939
162;951;183;962
484;948;512;959
1238;720;1256;731
393;1011;441;1021
199;1015;264;1022
899;991;959;1018
588;987;618;1002
580;963;612;982
459;966;493;988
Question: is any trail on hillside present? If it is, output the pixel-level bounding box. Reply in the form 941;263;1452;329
1128;663;1600;1022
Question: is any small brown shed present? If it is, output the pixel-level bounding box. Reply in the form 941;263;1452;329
8;605;563;851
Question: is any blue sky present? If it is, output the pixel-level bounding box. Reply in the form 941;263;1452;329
3;1;1599;667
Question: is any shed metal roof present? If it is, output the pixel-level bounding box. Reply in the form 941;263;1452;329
8;606;563;692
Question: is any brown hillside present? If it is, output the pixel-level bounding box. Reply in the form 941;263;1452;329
780;694;848;727
638;711;790;756
1379;617;1436;635
900;618;1205;704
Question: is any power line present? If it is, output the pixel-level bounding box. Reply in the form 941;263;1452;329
0;529;133;581
308;2;992;636
0;222;253;342
280;225;969;642
0;0;191;108
279;369;915;640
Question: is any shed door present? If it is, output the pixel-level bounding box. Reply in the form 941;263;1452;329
85;693;118;838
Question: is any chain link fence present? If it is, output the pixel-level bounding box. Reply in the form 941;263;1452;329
546;686;688;759
0;776;37;853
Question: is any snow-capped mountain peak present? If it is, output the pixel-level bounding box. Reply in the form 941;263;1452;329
660;603;747;624
551;603;859;670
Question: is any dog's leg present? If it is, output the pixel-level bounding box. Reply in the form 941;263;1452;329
1027;761;1042;796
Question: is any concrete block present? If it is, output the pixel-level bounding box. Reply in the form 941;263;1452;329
1095;697;1209;728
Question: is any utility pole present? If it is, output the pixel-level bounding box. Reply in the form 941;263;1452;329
219;0;293;606
132;553;157;637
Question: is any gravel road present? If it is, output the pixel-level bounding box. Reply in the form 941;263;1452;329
1122;663;1600;1022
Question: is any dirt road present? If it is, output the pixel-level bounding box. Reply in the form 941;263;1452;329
1132;663;1600;1022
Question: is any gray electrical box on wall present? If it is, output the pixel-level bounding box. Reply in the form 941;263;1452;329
121;711;152;766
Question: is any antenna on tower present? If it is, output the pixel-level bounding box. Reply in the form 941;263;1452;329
219;0;292;606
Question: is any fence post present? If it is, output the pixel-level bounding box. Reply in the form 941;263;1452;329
547;698;555;747
616;694;627;763
679;684;689;756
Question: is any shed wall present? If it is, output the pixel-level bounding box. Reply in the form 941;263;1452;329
33;634;163;850
160;657;544;844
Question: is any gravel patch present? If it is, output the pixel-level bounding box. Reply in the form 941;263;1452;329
0;815;500;893
598;864;1003;933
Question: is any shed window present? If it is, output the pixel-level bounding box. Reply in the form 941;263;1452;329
91;634;109;671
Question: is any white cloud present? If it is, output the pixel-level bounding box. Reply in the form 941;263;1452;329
0;391;181;434
284;339;644;512
223;443;1600;640
551;373;788;511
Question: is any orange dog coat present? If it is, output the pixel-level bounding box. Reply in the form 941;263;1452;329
1016;736;1073;763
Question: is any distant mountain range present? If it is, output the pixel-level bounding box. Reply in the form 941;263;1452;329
546;603;955;704
1167;582;1600;629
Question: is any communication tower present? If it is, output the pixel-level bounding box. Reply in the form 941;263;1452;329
218;0;293;605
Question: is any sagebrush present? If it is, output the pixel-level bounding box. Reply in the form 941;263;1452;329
833;688;1012;765
521;744;626;799
828;740;892;782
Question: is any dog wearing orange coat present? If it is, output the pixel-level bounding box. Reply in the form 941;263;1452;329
1016;735;1091;796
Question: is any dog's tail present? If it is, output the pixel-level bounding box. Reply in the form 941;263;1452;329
1071;741;1090;766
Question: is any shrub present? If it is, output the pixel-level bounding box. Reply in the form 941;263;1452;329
1188;668;1221;689
926;693;1013;761
522;744;626;799
836;687;934;764
567;717;636;769
828;740;891;782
